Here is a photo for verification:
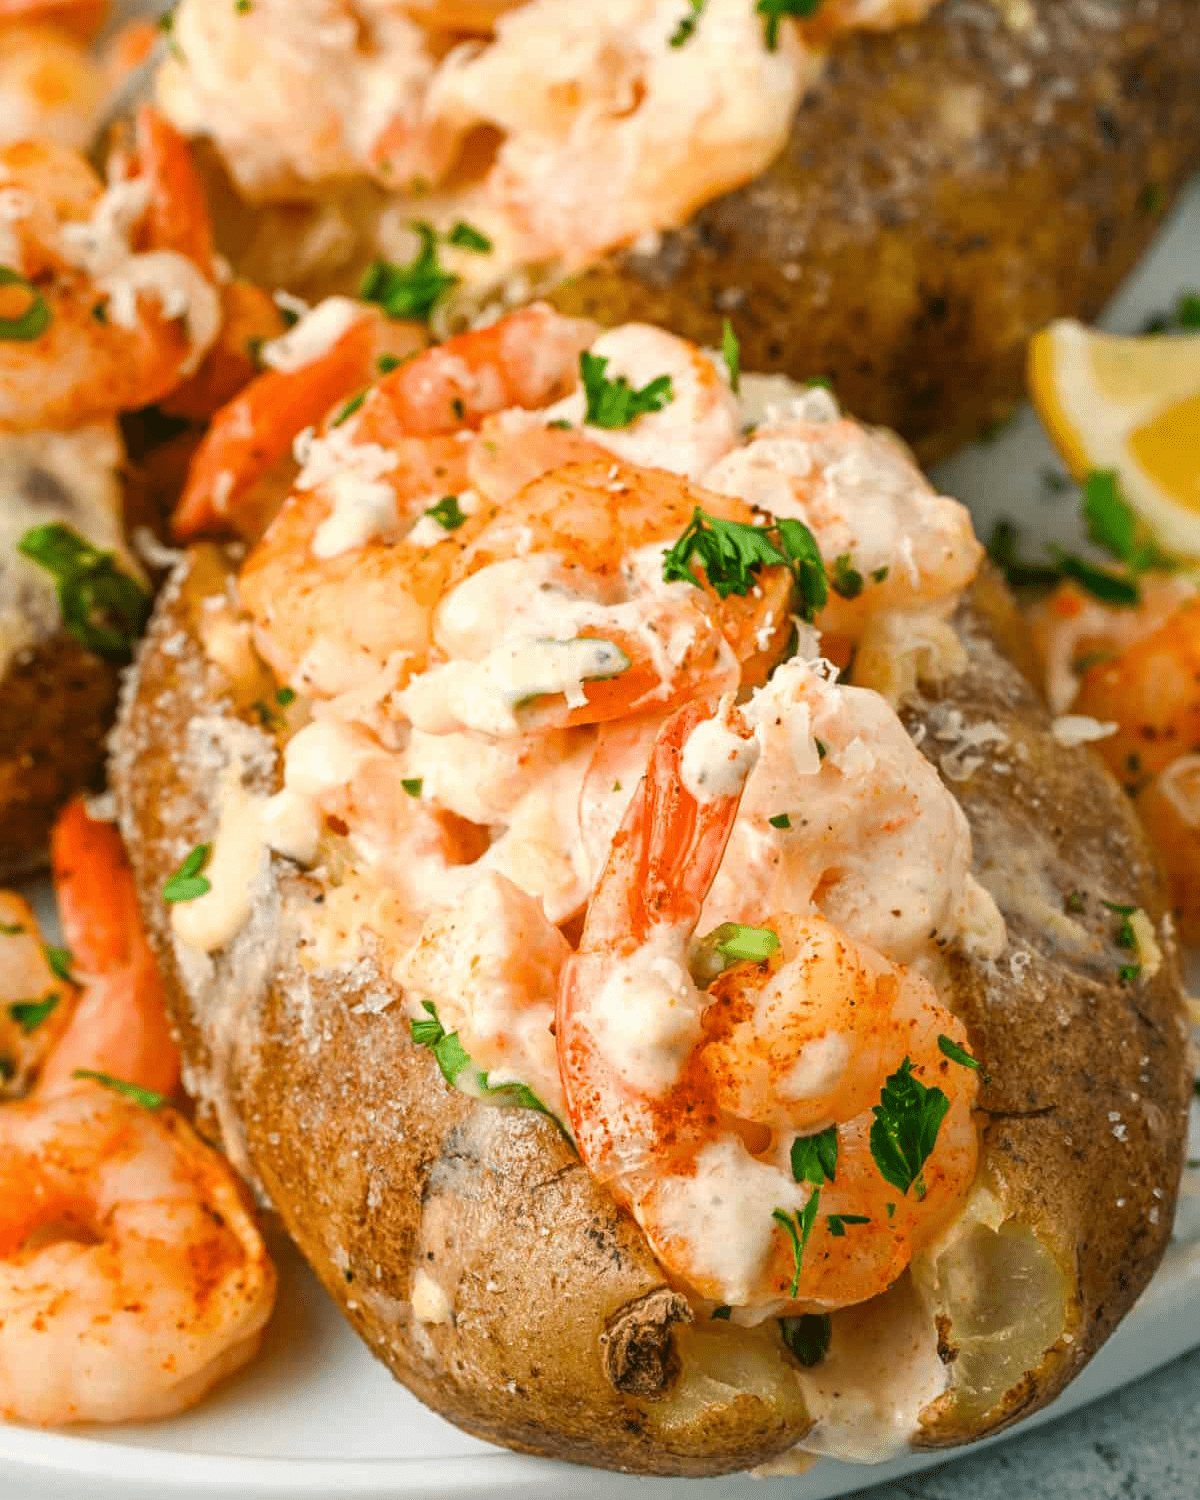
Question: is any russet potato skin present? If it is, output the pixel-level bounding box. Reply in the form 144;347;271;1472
112;548;1189;1475
547;0;1200;461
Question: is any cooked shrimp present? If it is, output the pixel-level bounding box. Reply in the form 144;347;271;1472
702;396;982;646
0;1;106;37
37;797;180;1100
173;296;428;541
236;304;597;695
1030;575;1198;717
0;107;221;431
399;458;794;736
158;0;457;200
0;1084;276;1426
558;699;980;1315
1136;758;1200;945
0;23;105;150
0;891;77;1098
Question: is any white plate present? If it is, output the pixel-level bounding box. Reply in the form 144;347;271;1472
2;118;1198;1500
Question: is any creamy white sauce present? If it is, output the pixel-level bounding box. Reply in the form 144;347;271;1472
587;937;704;1094
100;252;222;374
261;295;363;373
298;425;401;559
781;1032;850;1100
638;1136;806;1307
680;708;760;801
171;774;271;955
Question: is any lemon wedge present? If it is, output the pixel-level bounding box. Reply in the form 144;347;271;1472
1028;320;1200;557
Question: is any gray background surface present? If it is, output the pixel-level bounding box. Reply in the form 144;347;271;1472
856;1347;1200;1500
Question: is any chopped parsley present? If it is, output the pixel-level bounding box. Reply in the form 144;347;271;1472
276;686;296;707
580;351;674;429
669;0;707;45
377;353;403;375
815;737;827;760
988;470;1179;607
0;1055;12;1081
401;778;423;797
425;494;467;530
18;524;150;659
235;0;252;12
869;1058;950;1199
662;508;828;619
769;812;792;829
0;921;24;936
826;1212;869;1237
712;922;780;964
780;1312;831;1367
0;270;51;343
447;221;492;253
757;0;823;50
721;317;740;394
163;844;212;903
830;554;864;600
359;223;457;321
547;418;572;430
156;9;184;62
72;1070;165;1110
871;565;889;583
711;1303;732;1319
1139;183;1165;216
1065;889;1087;914
790;1124;837;1186
409;1000;559;1121
332;390;367;427
773;1190;820;1297
937;1034;981;1071
9;993;58;1034
1119;964;1142;984
1102;900;1137;951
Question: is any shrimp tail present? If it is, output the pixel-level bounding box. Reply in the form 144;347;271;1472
131;104;215;272
583;699;742;949
41;797;180;1099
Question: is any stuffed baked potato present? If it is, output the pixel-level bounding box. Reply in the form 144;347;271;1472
156;0;1200;458
110;309;1190;1475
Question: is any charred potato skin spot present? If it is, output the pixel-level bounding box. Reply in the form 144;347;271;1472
112;550;1190;1474
548;0;1200;462
906;570;1191;1446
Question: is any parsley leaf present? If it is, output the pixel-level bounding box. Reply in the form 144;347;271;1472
773;1189;820;1297
359;223;457;321
580;351;674;429
1102;900;1137;950
757;0;823;51
401;778;423;797
937;1034;981;1071
987;519;1142;606
447;221;492;253
163;844;212;904
9;992;59;1034
409;1000;560;1122
1083;470;1176;574
776;517;829;621
831;554;864;600
332;390;367;427
0;921;24;936
425;494;466;530
44;945;72;982
73;1069;166;1109
0;266;51;341
780;1312;831;1367
711;1303;732;1319
661;508;828;619
869;1058;950;1199
769;812;792;829
18;524;150;659
721;317;740;393
669;0;707;45
714;923;780;963
790;1125;838;1186
826;1212;870;1238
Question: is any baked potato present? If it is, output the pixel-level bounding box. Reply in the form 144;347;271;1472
109;332;1189;1472
164;0;1200;460
548;0;1200;461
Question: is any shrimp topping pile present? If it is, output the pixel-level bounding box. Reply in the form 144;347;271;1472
0;800;276;1426
166;303;994;1324
154;0;937;302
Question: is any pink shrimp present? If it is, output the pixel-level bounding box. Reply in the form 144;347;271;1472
558;700;979;1316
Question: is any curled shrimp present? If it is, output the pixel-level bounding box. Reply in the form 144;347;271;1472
399;458;794;737
0;891;77;1097
0;798;276;1426
172;296;429;541
558;700;980;1316
0;106;221;431
702;394;982;647
0;19;105;151
235;304;598;696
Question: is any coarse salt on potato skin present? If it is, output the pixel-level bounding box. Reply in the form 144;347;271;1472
111;547;1189;1474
